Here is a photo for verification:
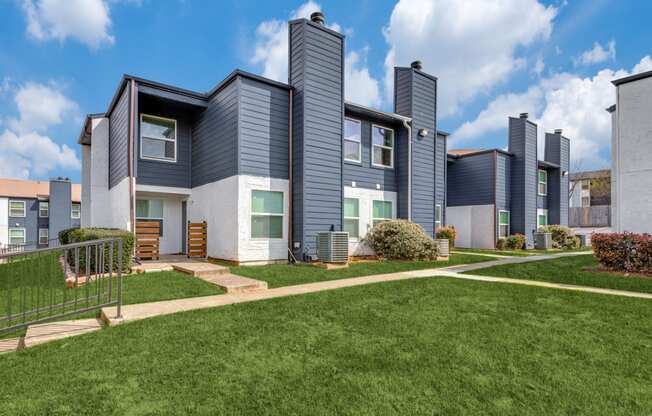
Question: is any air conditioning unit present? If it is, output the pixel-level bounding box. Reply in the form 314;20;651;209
317;232;349;263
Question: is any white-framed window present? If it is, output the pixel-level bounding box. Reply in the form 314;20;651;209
136;199;164;236
371;125;394;168
537;209;548;228
581;196;590;207
71;203;81;219
498;210;510;238
581;179;590;191
39;201;49;218
343;198;360;239
372;200;393;227
538;169;547;196
9;228;26;245
251;190;284;239
39;228;49;245
140;114;177;162
435;205;442;230
9;200;26;217
344;118;361;163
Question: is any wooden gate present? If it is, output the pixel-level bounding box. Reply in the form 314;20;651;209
187;221;207;258
136;220;160;260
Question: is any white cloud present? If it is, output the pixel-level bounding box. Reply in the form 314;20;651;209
450;56;652;169
383;0;556;117
531;55;545;77
22;0;114;49
0;82;80;179
573;40;616;66
249;1;381;107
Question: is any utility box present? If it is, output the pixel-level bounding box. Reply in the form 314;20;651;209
436;239;450;259
534;232;552;250
316;232;349;263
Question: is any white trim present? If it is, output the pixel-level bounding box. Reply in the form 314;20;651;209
9;227;26;245
136;199;164;220
250;190;284;240
38;228;49;245
39;201;49;218
371;124;395;169
8;200;26;218
135;184;192;195
537;208;548;227
538;169;548;196
498;210;510;238
343;118;362;163
435;204;442;229
140;113;178;163
371;199;395;227
71;203;81;219
343;197;360;240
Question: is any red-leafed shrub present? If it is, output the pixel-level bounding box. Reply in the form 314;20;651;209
436;226;457;248
592;232;652;273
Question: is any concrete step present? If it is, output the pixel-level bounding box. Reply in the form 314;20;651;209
24;318;102;348
200;273;268;293
0;337;22;354
172;263;229;278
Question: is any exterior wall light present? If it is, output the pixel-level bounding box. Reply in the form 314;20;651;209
418;128;428;137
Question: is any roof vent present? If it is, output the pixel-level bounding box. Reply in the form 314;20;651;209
554;128;563;135
411;60;423;70
519;112;529;119
310;11;325;25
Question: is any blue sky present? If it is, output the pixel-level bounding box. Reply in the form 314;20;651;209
1;0;651;183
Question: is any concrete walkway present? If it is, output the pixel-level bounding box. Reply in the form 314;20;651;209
443;251;593;273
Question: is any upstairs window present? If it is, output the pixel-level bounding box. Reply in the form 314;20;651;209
538;169;547;196
141;114;177;162
71;203;81;219
251;191;284;239
498;210;510;238
344;118;361;163
343;198;359;239
9;201;26;217
372;125;394;168
581;179;590;190
39;202;49;218
372;200;393;227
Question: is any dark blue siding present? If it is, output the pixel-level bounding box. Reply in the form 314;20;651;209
48;180;72;242
508;117;538;247
136;93;192;188
396;128;409;218
109;84;130;189
544;132;570;225
447;153;495;207
495;153;511;240
238;77;289;179
342;115;399;192
8;198;38;246
191;79;239;187
289;19;344;258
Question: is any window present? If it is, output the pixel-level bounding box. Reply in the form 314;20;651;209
9;200;26;217
581;179;590;190
251;190;283;239
581;196;590;207
39;228;49;245
39;202;49;218
71;203;81;219
537;209;548;228
372;125;394;168
435;205;442;230
538;169;547;196
498;210;510;238
344;118;361;163
343;198;359;239
372;200;393;227
136;199;164;219
140;114;177;162
9;228;25;245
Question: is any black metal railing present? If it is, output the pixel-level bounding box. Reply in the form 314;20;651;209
0;238;123;336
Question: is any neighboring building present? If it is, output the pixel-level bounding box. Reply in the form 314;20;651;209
78;13;447;263
569;169;611;208
0;178;81;250
446;114;570;249
608;70;652;234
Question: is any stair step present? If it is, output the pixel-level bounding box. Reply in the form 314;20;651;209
201;273;268;293
0;337;22;354
172;263;229;277
24;318;102;348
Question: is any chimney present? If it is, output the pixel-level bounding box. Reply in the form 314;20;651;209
289;14;344;260
544;130;570;226
554;128;563;135
410;60;423;71
519;112;529;119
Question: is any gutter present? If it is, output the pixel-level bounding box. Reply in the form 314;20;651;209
128;79;136;234
402;119;412;221
288;89;294;259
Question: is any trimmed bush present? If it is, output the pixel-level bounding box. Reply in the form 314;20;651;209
497;234;526;250
364;220;439;261
58;227;78;246
592;232;652;273
538;225;581;249
61;228;134;273
436;226;457;248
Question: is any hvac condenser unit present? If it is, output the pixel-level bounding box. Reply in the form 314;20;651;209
317;232;349;263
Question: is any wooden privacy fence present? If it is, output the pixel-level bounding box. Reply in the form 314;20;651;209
136;220;160;261
187;221;207;258
569;206;611;227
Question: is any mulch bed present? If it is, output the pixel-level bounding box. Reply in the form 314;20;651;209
582;266;652;280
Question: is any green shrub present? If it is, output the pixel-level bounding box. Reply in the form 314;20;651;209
538;225;580;249
58;227;78;246
436;226;457;248
63;228;133;273
496;238;507;250
592;232;652;273
498;234;526;250
364;220;439;261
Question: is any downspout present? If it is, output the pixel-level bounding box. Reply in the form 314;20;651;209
128;79;136;234
493;150;497;248
288;89;294;261
402;119;412;221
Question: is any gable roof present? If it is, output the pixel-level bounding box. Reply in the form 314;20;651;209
0;178;81;202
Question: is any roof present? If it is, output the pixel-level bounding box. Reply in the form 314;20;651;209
345;102;411;123
612;69;652;86
447;148;513;158
570;169;611;181
605;104;616;113
538;159;560;169
448;149;483;156
0;178;81;202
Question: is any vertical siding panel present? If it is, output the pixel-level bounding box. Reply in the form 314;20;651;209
447;153;495;206
109;84;130;188
508;117;538;246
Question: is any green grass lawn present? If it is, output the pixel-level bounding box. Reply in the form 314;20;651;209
225;253;491;288
0;277;650;415
467;255;652;293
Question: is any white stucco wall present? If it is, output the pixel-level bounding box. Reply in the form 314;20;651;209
446;205;495;249
81;145;91;227
109;177;132;231
88;117;113;228
343;186;397;256
0;197;8;247
613;76;652;233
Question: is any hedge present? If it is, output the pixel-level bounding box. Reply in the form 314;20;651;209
592;232;652;273
496;234;526;250
537;225;581;250
59;228;134;273
436;226;457;249
364;220;439;261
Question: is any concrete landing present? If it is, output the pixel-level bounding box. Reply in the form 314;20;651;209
200;273;268;293
172;262;229;278
23;318;102;348
0;337;22;354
